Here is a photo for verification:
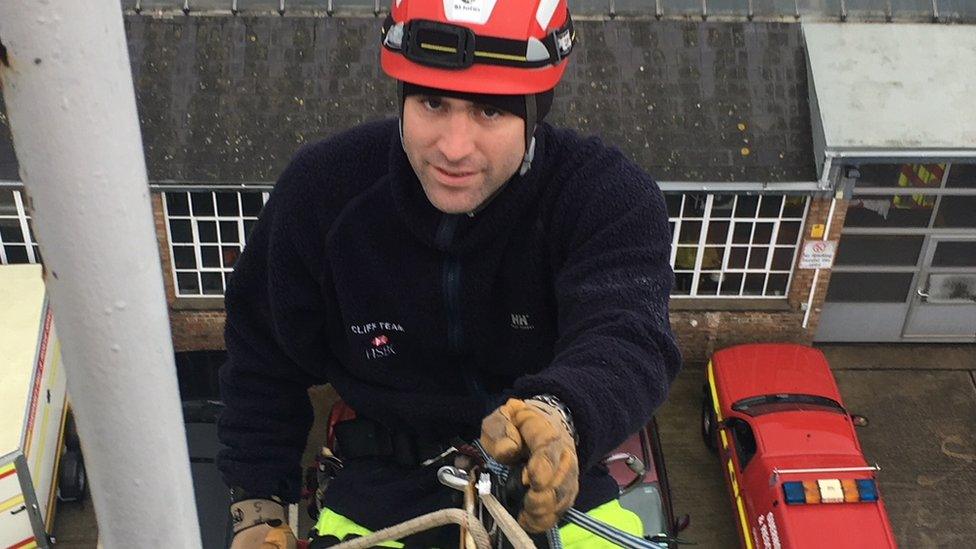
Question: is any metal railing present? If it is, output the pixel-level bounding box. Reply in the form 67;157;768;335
121;0;975;22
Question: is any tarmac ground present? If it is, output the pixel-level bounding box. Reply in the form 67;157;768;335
52;344;976;548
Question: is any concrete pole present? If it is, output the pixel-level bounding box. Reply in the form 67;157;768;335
0;3;201;547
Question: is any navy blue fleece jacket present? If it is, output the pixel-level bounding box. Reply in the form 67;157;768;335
217;118;682;530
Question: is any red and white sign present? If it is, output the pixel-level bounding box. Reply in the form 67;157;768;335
799;240;838;269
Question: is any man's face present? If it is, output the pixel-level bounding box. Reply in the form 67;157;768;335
401;94;525;214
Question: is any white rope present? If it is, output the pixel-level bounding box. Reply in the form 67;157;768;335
330;508;491;549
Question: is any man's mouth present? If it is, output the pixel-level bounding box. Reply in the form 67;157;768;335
432;165;478;186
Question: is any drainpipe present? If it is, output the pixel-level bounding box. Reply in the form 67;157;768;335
0;3;201;547
801;197;838;329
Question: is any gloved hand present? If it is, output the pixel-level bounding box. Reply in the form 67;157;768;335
229;498;296;549
479;397;579;533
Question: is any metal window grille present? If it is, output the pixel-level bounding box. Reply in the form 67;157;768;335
667;193;809;298
0;189;40;265
163;190;268;297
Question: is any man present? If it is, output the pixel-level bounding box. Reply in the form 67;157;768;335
218;0;682;547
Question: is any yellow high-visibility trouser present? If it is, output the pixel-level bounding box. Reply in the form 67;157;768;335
314;499;643;548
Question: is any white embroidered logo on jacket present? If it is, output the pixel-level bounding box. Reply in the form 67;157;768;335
510;313;535;330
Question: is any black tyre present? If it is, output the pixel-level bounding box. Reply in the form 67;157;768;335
701;386;718;453
64;412;81;452
57;450;87;502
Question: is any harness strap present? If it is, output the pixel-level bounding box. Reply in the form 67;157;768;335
333;416;466;467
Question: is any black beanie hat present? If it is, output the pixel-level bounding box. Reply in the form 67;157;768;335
400;81;554;123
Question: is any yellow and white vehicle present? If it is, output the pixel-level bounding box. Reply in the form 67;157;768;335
1;265;73;549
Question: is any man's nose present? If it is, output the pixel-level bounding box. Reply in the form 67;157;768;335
437;112;476;162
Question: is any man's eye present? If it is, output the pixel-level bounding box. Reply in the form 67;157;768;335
481;107;502;119
422;97;442;110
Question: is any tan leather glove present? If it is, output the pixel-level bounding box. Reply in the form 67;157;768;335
480;398;579;533
229;499;296;549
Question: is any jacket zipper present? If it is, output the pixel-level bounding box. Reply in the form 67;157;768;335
435;216;488;407
435;216;462;353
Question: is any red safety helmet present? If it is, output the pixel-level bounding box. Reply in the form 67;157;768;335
380;0;575;95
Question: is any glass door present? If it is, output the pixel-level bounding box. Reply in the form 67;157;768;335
902;237;976;340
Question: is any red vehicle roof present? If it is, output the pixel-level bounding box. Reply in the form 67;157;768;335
711;343;844;407
753;411;863;460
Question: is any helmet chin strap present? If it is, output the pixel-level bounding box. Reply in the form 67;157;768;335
519;93;537;176
397;80;406;146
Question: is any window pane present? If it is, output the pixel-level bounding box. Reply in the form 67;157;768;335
748;247;769;269
729;247;748;269
241;193;264;217
173;246;196;269
946;164;976;189
734;196;759;218
674;246;698;270
772;247;795;270
679;221;701;244
934;196;976;228
782;196;806;218
926;273;976;303
706;221;729;244
753;223;774;244
3;246;29;263
201;246;220;268
191;192;215;216
682;194;707;217
743;273;765;295
219;221;240;243
777;222;801;245
665;194;682;218
758;196;783;218
701;247;725;269
673;273;693;295
855;163;945;188
720;273;743;295
177;272;200;295
222;246;241;268
169;219;193;243
846;197;933;228
932;241;976;267
711;195;735;218
0;219;24;243
244;220;258;240
201;272;224;295
216;193;241;217
732;223;752;244
825;272;914;303
32;246;41;263
0;190;17;216
198;221;218;243
766;274;789;296
835;235;924;266
166;192;190;216
697;272;720;295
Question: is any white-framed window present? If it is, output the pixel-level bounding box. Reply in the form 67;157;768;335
163;190;268;297
667;193;809;298
0;188;40;265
